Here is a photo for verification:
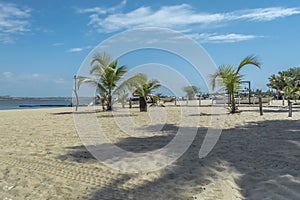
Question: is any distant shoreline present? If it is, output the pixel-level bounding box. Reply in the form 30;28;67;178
0;96;72;100
0;97;72;110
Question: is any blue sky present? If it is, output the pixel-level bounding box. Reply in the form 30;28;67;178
0;0;300;97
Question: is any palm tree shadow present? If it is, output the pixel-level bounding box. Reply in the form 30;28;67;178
241;107;300;113
59;120;300;199
51;109;103;115
189;113;225;116
58;124;179;162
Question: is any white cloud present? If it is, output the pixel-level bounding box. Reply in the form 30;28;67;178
0;2;31;43
187;33;262;43
66;45;93;53
77;7;107;15
80;4;300;33
67;47;83;52
77;0;126;15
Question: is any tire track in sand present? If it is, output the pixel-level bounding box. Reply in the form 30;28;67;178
0;156;122;187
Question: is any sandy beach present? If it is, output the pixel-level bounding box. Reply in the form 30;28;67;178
0;101;300;200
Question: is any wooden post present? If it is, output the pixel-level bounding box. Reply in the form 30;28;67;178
73;75;79;111
259;97;263;116
288;100;292;117
248;82;251;104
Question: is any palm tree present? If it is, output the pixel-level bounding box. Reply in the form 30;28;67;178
210;55;261;113
78;52;146;111
283;76;300;117
268;68;300;104
267;74;286;95
183;86;199;100
116;89;129;108
135;79;161;112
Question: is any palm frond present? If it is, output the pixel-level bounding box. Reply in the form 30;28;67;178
209;65;234;91
114;73;147;95
134;79;161;97
91;52;112;69
77;76;107;95
109;60;118;69
114;65;127;83
209;73;219;91
147;79;161;91
90;64;105;76
77;76;98;89
237;55;261;73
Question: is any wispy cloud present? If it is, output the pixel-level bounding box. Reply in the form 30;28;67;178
67;47;83;52
79;4;300;34
77;0;126;15
0;2;31;43
2;71;13;78
0;71;67;84
52;42;64;46
233;7;300;21
66;45;93;53
187;33;262;43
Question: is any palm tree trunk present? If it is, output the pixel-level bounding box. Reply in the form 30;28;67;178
288;99;292;117
139;96;147;112
101;98;105;111
107;95;112;111
231;94;236;113
230;85;236;113
129;98;132;108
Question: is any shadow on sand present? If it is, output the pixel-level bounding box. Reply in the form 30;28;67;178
58;119;300;199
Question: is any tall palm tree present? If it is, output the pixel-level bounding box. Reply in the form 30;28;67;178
210;55;261;113
135;79;161;112
78;52;146;111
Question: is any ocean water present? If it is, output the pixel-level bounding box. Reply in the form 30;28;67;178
0;98;72;110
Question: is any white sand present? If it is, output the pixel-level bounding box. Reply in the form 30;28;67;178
0;101;299;199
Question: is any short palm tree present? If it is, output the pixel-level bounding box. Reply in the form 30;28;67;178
116;89;129;108
183;86;199;100
210;55;261;113
135;79;161;112
78;52;146;111
267;68;300;105
267;74;286;95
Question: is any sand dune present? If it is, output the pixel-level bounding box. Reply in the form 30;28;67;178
0;102;299;199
